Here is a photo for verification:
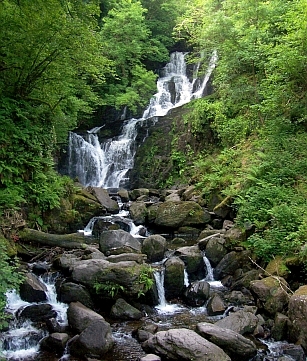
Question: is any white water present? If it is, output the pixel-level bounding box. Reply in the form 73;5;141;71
0;274;68;360
203;253;224;288
68;51;217;189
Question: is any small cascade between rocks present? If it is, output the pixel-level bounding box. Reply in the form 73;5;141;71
0;273;68;361
202;253;224;288
67;51;217;189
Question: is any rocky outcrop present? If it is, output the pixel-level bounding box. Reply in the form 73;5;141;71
142;235;167;263
196;322;257;360
250;276;290;316
154;201;211;229
288;285;307;350
142;328;231;361
19;272;48;302
99;229;142;255
110;298;143;320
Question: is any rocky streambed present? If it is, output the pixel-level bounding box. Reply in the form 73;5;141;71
1;186;307;361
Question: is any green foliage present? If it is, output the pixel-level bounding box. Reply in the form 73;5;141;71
137;265;154;297
0;239;24;329
93;281;125;298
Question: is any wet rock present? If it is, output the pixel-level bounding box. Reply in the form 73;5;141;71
250;276;290;316
19;304;56;322
142;328;231;361
118;188;129;202
41;332;70;353
19;272;47;302
129;201;148;225
184;280;210;307
70;319;114;358
271;313;290;341
154;201;211;229
175;245;205;281
204;236;227;267
164;257;185;299
91;187;119;214
214;307;259;335
288;285;307;350
213;250;252;280
142;235;167;262
230;269;263;291
67;301;105;333
129;188;150;201
206;293;226;316
57;282;94;309
99;229;142;255
110;298;143;320
196;322;257;360
224;226;246;246
106;253;147;264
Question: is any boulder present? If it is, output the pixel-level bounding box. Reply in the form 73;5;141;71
250;276;290;316
41;332;70;353
204;236;227;267
57;282;94;309
154;201;211;229
19;272;47;302
71;259;153;298
118;188;129;202
196;322;257;360
175;245;205;281
288;285;307;350
164;257;185;299
91;187;119;213
70;319;114;358
67;302;105;333
142;235;167;263
213;250;252;280
129;201;148;225
271;313;290;341
110;298;143;320
184;281;210;307
106;253;147;264
206;293;226;316
99;229;142;255
129;188;150;201
214;307;259;335
142;328;231;361
19;304;56;322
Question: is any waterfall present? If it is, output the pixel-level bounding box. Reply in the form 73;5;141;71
68;51;217;189
154;269;167;309
0;273;68;360
202;253;224;288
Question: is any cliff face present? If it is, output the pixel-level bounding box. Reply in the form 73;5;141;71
129;103;215;189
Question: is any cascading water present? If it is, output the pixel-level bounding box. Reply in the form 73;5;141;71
0;273;68;361
203;253;224;288
68;51;217;189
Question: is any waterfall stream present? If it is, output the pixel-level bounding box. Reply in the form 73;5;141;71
0;273;68;360
67;51;217;189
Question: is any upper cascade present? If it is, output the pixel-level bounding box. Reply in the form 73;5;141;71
67;51;217;189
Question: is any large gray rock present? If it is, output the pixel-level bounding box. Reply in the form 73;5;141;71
196;322;257;360
206;293;226;316
71;259;153;298
70;319;114;358
142;328;231;361
57;282;94;309
204;236;227;267
19;273;47;302
184;281;210;307
67;301;105;333
19;304;56;322
91;187;119;213
164;257;185;299
99;229;142;255
142;235;167;262
250;276;290;316
154;201;211;229
175;245;205;281
214;307;259;335
213;250;252;280
110;298;143;320
129;201;148;225
288;285;307;350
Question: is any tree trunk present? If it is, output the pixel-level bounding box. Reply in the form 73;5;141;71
19;228;94;249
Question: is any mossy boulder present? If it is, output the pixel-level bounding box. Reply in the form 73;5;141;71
154;201;211;229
